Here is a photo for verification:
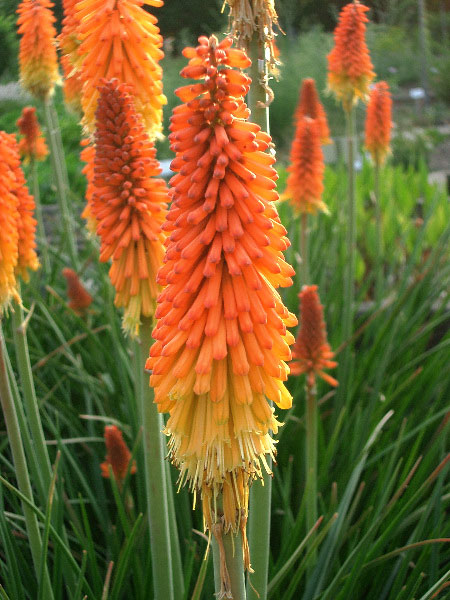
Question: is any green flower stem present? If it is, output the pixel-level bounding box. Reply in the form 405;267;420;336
212;504;246;600
30;158;50;273
300;212;310;286
165;459;185;597
43;98;78;269
342;106;356;347
12;297;52;500
134;317;174;600
305;380;318;566
0;321;54;599
247;32;273;600
374;162;383;304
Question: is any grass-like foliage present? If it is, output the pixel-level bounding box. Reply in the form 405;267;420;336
0;99;448;599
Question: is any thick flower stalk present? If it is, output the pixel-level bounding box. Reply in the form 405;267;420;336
290;285;337;388
365;81;393;167
327;2;375;112
100;425;136;484
295;78;331;145
284;117;326;215
91;79;168;335
147;36;296;573
58;0;83;114
76;0;166;137
62;268;93;314
16;0;59;100
80;139;97;234
17;107;49;164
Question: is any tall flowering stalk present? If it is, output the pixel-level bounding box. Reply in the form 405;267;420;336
295;78;331;145
365;81;393;302
147;35;296;599
290;285;337;564
75;0;166;138
327;2;374;382
283;113;327;286
90;79;168;336
17;0;78;267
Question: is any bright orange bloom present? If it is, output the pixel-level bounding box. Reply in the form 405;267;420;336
290;285;337;387
16;107;49;164
58;0;83;114
80;139;97;234
147;36;296;563
76;0;166;137
0;133;21;310
295;78;331;145
91;79;168;335
284;116;327;215
16;0;59;100
327;2;375;111
100;425;136;484
62;268;93;313
365;81;393;166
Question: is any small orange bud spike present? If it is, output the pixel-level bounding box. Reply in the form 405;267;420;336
16;0;60;100
62;268;93;314
16;107;49;164
76;0;166;137
91;79;168;335
284;116;327;215
327;2;375;111
100;425;136;485
365;81;393;166
295;78;331;145
290;285;338;388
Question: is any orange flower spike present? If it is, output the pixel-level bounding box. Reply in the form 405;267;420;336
285;116;327;215
365;81;393;166
62;268;93;313
16;0;59;100
12;165;40;283
290;285;338;388
148;36;297;543
91;79;168;335
327;2;375;111
59;0;83;114
80;139;97;234
0;132;21;310
16;107;49;164
76;0;166;137
100;425;136;484
295;78;331;145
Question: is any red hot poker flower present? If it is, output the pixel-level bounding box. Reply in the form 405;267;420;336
284;116;327;215
62;268;93;313
17;107;48;164
91;79;168;335
327;2;375;111
80;139;97;234
16;0;60;100
147;36;296;558
365;81;393;166
290;285;337;388
100;425;136;484
295;78;331;145
58;0;83;114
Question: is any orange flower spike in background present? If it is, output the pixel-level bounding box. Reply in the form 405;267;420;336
91;79;168;335
58;0;83;114
147;36;297;548
327;2;375;111
365;81;393;166
290;285;338;388
62;268;93;314
0;132;21;311
80;139;97;234
76;0;166;137
100;425;136;485
16;0;60;100
17;107;49;164
295;78;331;145
284;116;327;215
